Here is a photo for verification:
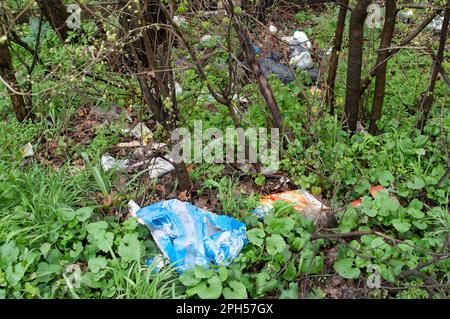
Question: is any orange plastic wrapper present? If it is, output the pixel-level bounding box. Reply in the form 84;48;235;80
252;190;329;222
351;185;385;207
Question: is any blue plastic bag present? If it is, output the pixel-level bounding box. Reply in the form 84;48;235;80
136;199;247;273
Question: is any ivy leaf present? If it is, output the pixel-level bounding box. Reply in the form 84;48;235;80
247;228;265;247
334;258;360;279
279;282;299;299
88;256;107;273
392;219;411;233
407;176;425;190
118;234;141;262
223;280;247;299
266;234;286;256
179;270;201;287
75;207;94;222
193;275;222;299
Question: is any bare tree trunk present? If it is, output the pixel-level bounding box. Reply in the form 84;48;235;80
326;0;349;115
0;9;27;122
119;0;191;191
0;42;27;122
36;0;70;42
344;0;372;132
368;0;397;135
360;10;442;96
226;1;294;142
416;3;449;132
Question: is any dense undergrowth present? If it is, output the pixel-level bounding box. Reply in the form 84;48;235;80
0;4;448;299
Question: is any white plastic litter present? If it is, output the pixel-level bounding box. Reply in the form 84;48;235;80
128;200;145;225
175;82;183;96
290;51;313;70
326;47;333;56
428;16;444;31
148;157;175;178
398;10;414;24
293;31;312;50
232;94;249;103
101;154;129;172
269;25;278;33
200;35;213;43
281;36;298;47
22;142;34;158
130;122;152;144
173;15;186;26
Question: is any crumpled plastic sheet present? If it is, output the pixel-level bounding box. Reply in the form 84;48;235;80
136;199;247;273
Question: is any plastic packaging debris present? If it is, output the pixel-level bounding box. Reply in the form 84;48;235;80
148;157;175;178
265;51;282;63
136;199;247;273
145;254;168;272
175;82;183;96
356;121;368;134
269;24;278;33
398;10;414;24
252;190;329;222
232;94;249;104
128;199;141;217
252;43;261;55
293;31;312;50
428;16;444;32
259;58;295;84
308;68;319;82
326;47;333;56
101;154;129;172
22;142;34;158
130;122;152;145
173;15;186;26
200;34;213;43
290;51;313;70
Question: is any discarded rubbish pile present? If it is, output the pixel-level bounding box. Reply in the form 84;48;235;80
100;122;175;178
133;199;248;273
258;30;318;84
129;188;332;273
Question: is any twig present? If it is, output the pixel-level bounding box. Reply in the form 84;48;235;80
398;254;450;280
